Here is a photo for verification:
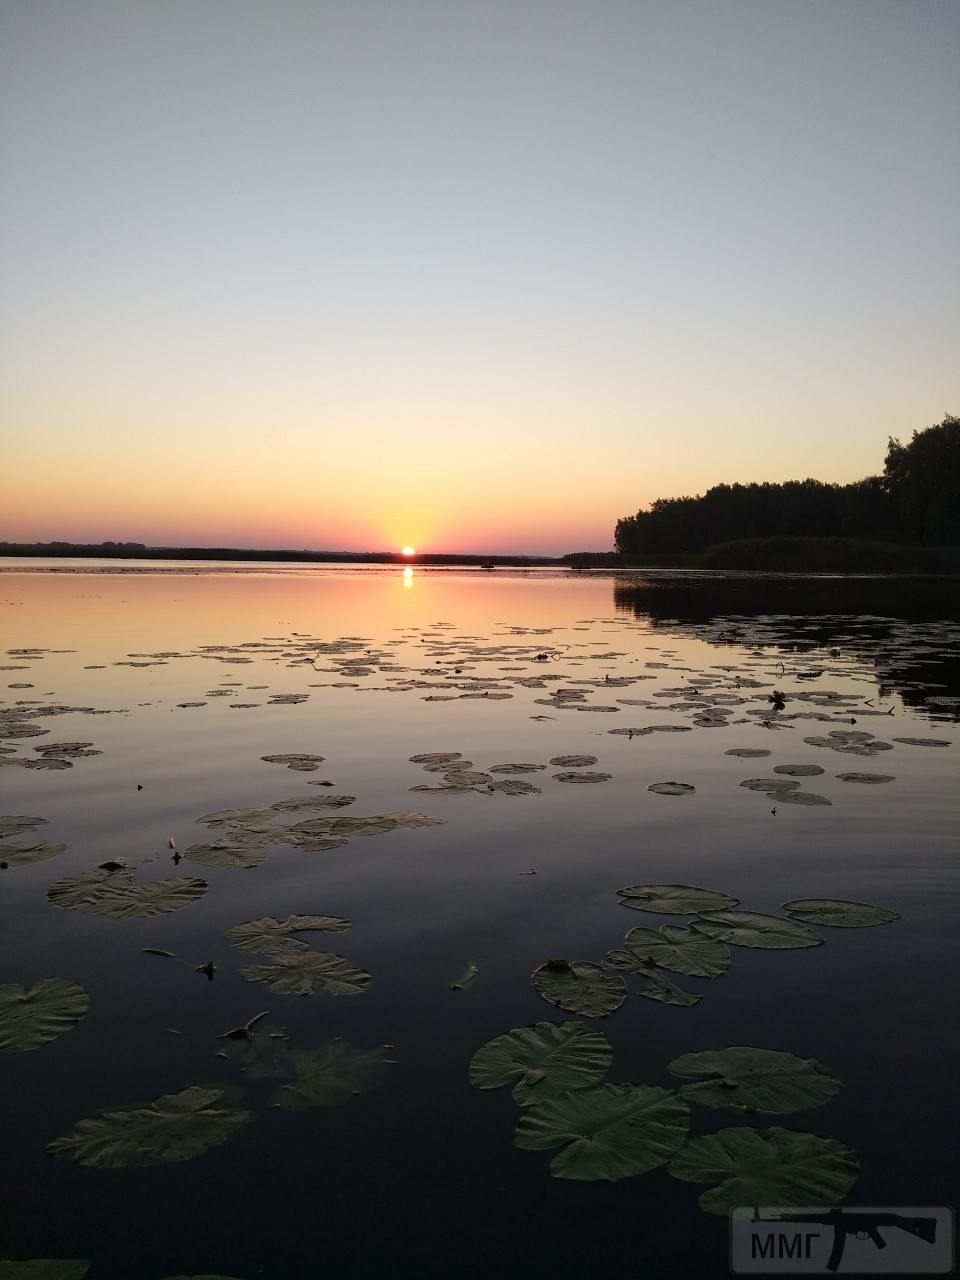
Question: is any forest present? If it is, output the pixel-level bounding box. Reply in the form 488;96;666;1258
614;415;960;556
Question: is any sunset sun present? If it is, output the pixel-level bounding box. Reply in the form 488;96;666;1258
401;545;415;556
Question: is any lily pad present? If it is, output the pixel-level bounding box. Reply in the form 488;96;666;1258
261;753;326;770
0;979;89;1051
183;841;266;870
648;782;695;796
776;791;832;806
409;752;462;764
667;1047;842;1113
617;885;739;915
668;1126;859;1215
48;1085;251;1169
0;1265;90;1280
548;755;598;767
781;899;899;928
724;749;770;758
553;771;612;784
469;1021;612;1105
739;778;800;793
514;1084;690;1181
241;950;370;997
622;925;730;978
268;1041;392;1110
0;839;67;870
488;763;547;774
0;815;48;838
692;910;822;950
892;737;951;748
638;973;702;1006
227;914;351;951
772;764;825;777
47;869;208;918
835;772;895;784
532;961;626;1017
485;779;541;796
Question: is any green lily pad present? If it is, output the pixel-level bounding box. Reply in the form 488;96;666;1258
270;795;355;812
891;737;951;748
835;772;895;784
638;973;702;1006
548;755;598;767
622;925;730;978
183;841;266;870
227;915;351;952
0;839;67;870
409;752;462;764
47;869;208;918
772;764;825;777
667;1047;842;1113
268;1041;392;1110
692;910;822;950
668;1126;859;1215
617;885;740;915
515;1084;690;1181
48;1086;252;1168
469;1021;612;1105
647;782;695;796
488;763;546;774
0;815;48;838
553;771;612;784
532;961;626;1017
261;753;325;770
740;778;800;793
0;1264;90;1280
0;979;89;1051
781;899;900;928
443;770;493;785
241;950;370;997
724;749;770;758
776;791;832;806
485;779;541;795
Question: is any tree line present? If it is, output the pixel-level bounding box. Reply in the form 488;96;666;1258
615;415;959;555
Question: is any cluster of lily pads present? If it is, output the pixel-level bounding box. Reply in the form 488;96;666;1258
407;751;613;794
531;883;899;1015
469;1021;858;1211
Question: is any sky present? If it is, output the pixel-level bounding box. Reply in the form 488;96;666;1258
1;0;957;555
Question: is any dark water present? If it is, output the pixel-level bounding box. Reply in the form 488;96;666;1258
1;565;957;1279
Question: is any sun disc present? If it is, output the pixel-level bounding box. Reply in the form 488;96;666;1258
401;546;415;556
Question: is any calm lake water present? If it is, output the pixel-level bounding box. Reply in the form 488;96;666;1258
1;562;958;1280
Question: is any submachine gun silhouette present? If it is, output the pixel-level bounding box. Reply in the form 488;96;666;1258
756;1206;937;1273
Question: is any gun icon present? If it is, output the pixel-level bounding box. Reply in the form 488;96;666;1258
756;1206;937;1273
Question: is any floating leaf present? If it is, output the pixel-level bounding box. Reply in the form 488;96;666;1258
647;782;695;796
0;839;67;870
772;764;825;777
47;869;208;918
261;753;325;770
514;1084;689;1181
638;973;702;1006
48;1086;251;1169
182;841;266;870
532;961;626;1017
443;770;493;785
268;1041;392;1110
485;779;541;796
0;979;89;1051
835;772;895;784
469;1021;612;1105
0;815;48;838
891;737;951;748
781;899;899;928
724;749;770;758
668;1126;859;1215
548;755;598;767
622;925;730;978
776;791;832;806
488;763;546;774
241;950;370;997
553;771;612;784
692;910;822;950
667;1047;842;1113
739;778;800;793
227;915;351;952
617;885;739;915
409;752;462;764
451;962;479;990
0;1264;91;1280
